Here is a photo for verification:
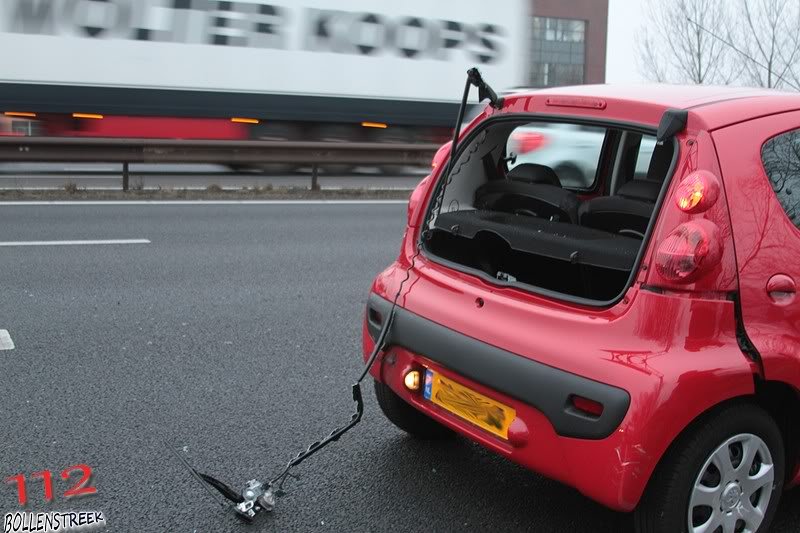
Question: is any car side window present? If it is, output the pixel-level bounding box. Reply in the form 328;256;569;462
761;130;800;228
506;122;606;189
633;136;657;180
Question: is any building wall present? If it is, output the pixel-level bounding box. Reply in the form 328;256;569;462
530;0;609;86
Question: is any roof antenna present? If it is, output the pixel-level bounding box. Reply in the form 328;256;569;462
686;17;800;91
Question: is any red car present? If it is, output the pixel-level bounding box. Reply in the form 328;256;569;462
363;85;800;533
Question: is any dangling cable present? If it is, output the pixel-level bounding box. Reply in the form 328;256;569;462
267;243;423;495
169;216;429;522
162;437;240;509
163;67;504;524
240;70;483;501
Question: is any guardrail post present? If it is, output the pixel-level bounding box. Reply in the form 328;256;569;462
311;163;320;191
122;162;130;191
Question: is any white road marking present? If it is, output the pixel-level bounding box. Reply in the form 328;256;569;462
0;239;151;247
0;200;408;206
0;330;14;350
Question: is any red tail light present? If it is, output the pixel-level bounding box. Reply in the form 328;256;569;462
511;131;548;153
656;220;722;282
674;170;720;213
570;395;604;417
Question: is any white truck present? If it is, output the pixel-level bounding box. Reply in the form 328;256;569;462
0;0;529;148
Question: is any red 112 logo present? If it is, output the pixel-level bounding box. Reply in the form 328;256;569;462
5;464;97;506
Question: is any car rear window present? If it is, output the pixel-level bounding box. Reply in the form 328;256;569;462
426;115;675;304
506;122;606;189
761;129;800;228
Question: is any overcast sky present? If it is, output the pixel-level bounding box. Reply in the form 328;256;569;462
606;0;646;84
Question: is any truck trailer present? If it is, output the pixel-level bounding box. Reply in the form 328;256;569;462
0;0;530;153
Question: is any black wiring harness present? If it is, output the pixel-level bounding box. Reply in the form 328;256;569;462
165;67;499;524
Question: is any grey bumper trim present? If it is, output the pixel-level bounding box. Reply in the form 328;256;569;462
367;294;630;440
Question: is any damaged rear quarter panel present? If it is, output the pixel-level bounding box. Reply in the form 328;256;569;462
366;262;756;510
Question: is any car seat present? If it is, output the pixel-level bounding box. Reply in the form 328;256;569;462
474;164;579;223
578;143;673;238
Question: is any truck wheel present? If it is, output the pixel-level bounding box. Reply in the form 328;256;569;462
374;380;453;440
251;121;302;174
314;124;358;175
227;164;257;173
634;402;784;533
375;126;411;175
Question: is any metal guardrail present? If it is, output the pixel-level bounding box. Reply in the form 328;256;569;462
0;137;439;190
0;137;440;164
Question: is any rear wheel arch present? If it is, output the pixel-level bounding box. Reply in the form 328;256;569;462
753;378;800;482
640;384;796;501
634;398;786;533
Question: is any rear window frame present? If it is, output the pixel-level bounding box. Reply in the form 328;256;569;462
420;112;679;308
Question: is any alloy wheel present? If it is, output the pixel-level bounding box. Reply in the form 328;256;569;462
688;433;775;533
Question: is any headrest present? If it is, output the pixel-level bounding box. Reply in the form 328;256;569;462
617;180;661;202
507;163;562;187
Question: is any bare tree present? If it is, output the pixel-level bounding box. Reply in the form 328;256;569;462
733;0;800;89
636;32;667;82
637;0;733;84
638;0;800;89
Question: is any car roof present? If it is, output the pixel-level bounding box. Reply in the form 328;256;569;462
501;84;800;131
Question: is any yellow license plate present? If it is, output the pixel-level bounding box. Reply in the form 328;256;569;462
423;369;516;440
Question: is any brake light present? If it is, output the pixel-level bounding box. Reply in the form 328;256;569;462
674;171;720;213
511;131;548;153
655;220;722;282
545;96;607;110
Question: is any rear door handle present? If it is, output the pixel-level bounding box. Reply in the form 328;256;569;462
767;274;796;305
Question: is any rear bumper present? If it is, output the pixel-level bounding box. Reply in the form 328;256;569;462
367;294;630;440
363;262;756;512
364;299;642;511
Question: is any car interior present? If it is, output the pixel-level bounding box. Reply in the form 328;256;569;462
422;119;676;303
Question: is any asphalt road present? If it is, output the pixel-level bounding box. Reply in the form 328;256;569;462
1;203;798;532
0;164;426;190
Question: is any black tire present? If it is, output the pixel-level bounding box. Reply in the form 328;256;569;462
374;380;453;439
377;164;408;176
226;164;257;173
252;121;302;175
634;402;785;533
313;124;358;175
376;127;411;175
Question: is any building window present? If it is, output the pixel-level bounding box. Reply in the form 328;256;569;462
529;17;587;87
